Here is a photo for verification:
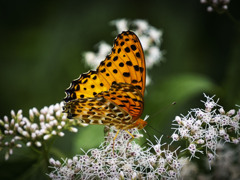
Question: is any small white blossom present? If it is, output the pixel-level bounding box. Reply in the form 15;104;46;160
196;139;205;144
22;131;30;138
29;109;34;121
232;138;239;144
10;110;16;118
175;116;182;124
132;172;137;180
16;144;22;148
111;19;128;33
84;42;111;69
219;107;225;114
58;132;65;137
227;109;235;116
171;133;179;141
5;152;9;160
55;110;62;118
119;171;124;179
146;46;162;69
55;160;61;167
31;133;36;139
3;116;9;123
187;143;203;159
69;127;78;133
49;158;55;165
200;0;231;13
43;134;52;140
133;19;149;32
35;141;42;147
149;27;162;45
32;107;39;116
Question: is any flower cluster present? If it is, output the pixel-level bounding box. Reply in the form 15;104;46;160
0;102;80;160
181;143;240;179
84;19;163;86
211;143;240;179
171;94;240;166
200;0;231;13
49;127;182;180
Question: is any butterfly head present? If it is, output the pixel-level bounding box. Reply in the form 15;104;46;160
133;118;147;129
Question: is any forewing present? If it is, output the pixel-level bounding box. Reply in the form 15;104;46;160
64;31;146;103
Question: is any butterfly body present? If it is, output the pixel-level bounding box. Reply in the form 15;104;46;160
63;31;146;130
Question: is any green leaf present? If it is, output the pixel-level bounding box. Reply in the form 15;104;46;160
144;73;217;136
149;73;216;104
72;125;105;153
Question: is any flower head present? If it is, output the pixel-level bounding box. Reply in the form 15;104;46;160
200;0;231;13
171;94;240;166
0;102;80;160
49;126;182;179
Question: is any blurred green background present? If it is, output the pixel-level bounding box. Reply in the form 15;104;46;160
0;0;240;179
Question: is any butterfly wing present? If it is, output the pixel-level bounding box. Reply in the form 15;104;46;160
64;31;146;129
64;31;146;104
63;83;144;129
63;96;131;127
98;83;144;121
96;31;146;96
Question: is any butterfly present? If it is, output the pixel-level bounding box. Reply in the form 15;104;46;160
63;30;147;145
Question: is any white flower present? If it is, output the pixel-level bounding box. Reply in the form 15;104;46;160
175;116;182;124
148;27;162;45
35;141;42;147
227;109;235;116
10;110;16;118
187;143;203;159
43;134;52;140
29;109;34;120
69;127;78;133
84;42;111;69
0;102;79;159
171;133;179;141
49;158;55;165
58;132;65;137
111;19;128;33
138;35;151;50
200;0;231;13
172;94;240;167
49;128;182;179
146;46;162;69
98;42;112;57
133;19;149;32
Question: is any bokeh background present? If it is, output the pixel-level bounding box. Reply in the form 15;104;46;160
1;0;240;179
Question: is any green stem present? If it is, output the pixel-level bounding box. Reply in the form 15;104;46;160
49;147;67;159
225;11;240;28
42;142;50;173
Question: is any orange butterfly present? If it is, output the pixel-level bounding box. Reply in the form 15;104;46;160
63;31;147;143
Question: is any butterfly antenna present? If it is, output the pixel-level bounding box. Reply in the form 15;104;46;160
147;124;163;135
141;102;176;141
150;101;176;119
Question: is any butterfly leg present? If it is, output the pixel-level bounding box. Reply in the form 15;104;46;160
113;129;120;153
125;130;135;147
